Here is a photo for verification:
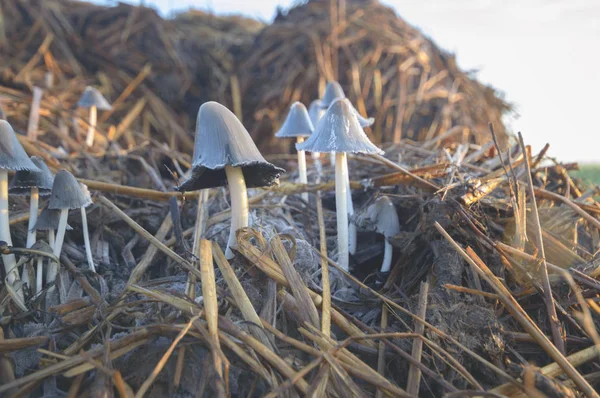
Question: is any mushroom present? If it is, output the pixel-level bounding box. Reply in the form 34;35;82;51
364;196;400;273
9;156;54;287
320;81;374;128
0;120;40;304
177;101;285;259
297;98;383;270
275;102;314;202
77;86;112;147
308;100;325;178
0;104;5;120
47;170;93;285
33;206;72;294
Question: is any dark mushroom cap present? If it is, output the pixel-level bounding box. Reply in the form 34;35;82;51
275;102;314;138
297;98;383;155
0;120;40;171
321;81;345;108
366;196;400;238
77;86;112;111
176;102;285;192
34;206;73;231
48;170;93;210
9;156;55;196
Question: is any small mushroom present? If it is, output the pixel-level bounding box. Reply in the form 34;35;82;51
275;102;314;202
177;102;284;259
365;196;400;273
297;98;382;270
320;81;374;127
9;156;54;288
77;86;112;147
0;120;39;306
308;100;325;178
47;170;93;285
34;206;72;294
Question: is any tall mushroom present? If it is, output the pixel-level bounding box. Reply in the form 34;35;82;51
77;86;112;147
176;101;284;259
364;196;400;273
0;120;40;304
297;98;382;271
275;102;314;202
9;156;54;286
34;206;72;294
47;170;93;284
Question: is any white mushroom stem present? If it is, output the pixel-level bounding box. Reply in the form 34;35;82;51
80;206;95;272
312;152;322;182
335;153;349;271
224;165;248;259
330;151;336;167
85;105;97;147
296;136;308;203
48;209;69;284
381;240;393;273
347;177;357;254
0;170;24;303
21;186;39;287
26;86;43;140
36;230;54;294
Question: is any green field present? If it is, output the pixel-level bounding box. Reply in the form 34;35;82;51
571;164;600;186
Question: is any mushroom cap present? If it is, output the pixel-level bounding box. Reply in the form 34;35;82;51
366;196;400;238
308;100;325;126
48;170;93;210
355;111;374;128
0;104;5;120
34;206;73;231
77;86;112;111
9;156;55;196
0;120;40;172
176;102;285;192
296;98;383;154
321;81;346;108
275;102;314;138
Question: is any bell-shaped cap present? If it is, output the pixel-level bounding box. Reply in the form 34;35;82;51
0;120;40;172
34;206;73;231
275;102;314;138
321;81;345;108
176;102;285;192
366;196;400;238
297;98;383;155
9;156;55;196
48;170;93;210
308;100;325;126
77;86;112;111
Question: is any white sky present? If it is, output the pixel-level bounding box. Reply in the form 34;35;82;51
98;0;600;163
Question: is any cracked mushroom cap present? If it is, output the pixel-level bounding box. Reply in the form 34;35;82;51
77;86;112;111
297;98;383;155
275;102;314;138
34;206;73;231
9;156;55;196
48;170;93;210
366;196;400;238
176;101;285;192
0;120;40;172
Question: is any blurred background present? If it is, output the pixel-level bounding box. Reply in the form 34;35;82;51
94;0;600;164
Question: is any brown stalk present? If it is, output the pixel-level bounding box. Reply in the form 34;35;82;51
406;281;429;395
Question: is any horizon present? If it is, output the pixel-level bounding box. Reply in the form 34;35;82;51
93;0;600;163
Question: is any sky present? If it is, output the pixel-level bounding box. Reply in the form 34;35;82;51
96;0;600;163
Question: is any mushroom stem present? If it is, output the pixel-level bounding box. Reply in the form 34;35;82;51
334;153;349;271
330;151;336;167
0;170;24;301
312;152;322;182
37;229;54;294
347;178;357;254
224;165;248;259
381;240;393;273
80;206;95;272
22;186;39;286
296;136;308;203
49;209;68;284
85;105;97;147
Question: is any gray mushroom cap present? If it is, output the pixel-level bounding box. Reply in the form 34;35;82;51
296;98;383;154
177;101;285;192
275;102;314;138
77;86;112;111
355;111;374;128
0;104;5;120
308;100;325;126
366;196;400;238
9;156;55;196
48;170;93;210
0;120;40;172
321;81;345;108
34;206;73;231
